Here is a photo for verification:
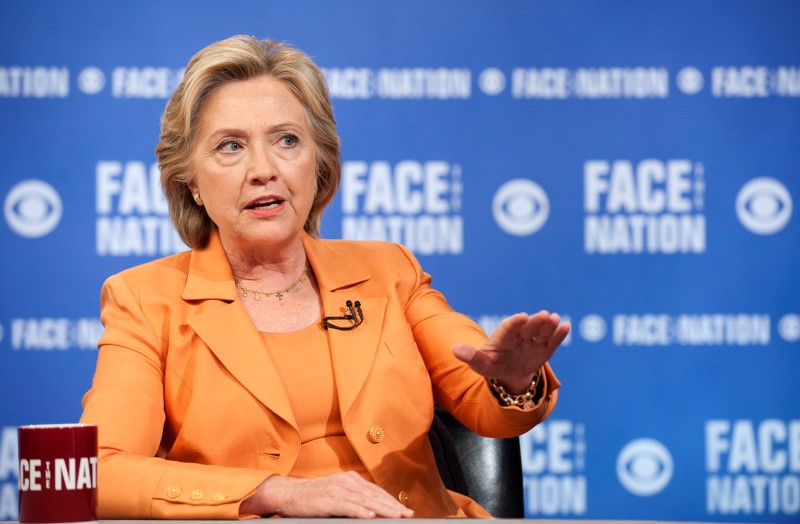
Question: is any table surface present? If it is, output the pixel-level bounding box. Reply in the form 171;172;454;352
11;518;752;524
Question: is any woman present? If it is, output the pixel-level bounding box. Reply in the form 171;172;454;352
80;35;569;519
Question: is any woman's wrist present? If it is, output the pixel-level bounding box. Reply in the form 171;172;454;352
240;476;278;517
488;368;543;407
498;373;537;394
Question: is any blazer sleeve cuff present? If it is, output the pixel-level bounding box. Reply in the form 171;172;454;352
475;363;560;436
149;463;271;519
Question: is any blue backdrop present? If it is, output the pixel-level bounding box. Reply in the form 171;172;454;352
1;1;799;521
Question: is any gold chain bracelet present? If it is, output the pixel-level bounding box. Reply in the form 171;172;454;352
488;369;542;407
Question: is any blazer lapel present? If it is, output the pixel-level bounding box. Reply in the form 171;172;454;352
183;233;298;431
303;235;385;419
322;295;387;419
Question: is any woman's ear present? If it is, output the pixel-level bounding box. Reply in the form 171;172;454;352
187;180;204;206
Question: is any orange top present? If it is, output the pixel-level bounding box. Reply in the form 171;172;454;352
260;324;372;480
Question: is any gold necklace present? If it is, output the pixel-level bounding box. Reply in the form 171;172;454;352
235;266;309;301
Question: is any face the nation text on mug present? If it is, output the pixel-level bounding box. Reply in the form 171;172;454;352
18;424;98;524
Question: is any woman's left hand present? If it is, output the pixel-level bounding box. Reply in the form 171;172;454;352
451;310;570;393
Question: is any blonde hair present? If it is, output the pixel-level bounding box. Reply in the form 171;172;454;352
156;35;341;248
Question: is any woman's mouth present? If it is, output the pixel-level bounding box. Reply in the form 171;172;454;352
246;197;284;210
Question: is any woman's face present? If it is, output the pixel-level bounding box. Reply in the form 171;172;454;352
191;75;317;253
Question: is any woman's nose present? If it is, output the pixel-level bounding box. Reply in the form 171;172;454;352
246;145;278;183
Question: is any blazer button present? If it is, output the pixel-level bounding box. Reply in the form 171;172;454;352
165;484;182;498
212;492;227;502
368;425;385;443
190;489;205;500
398;490;410;506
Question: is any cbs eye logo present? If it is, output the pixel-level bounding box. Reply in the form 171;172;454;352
616;438;673;496
4;180;63;238
492;179;550;236
579;315;607;343
736;177;792;235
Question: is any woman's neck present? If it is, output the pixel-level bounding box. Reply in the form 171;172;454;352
222;234;308;289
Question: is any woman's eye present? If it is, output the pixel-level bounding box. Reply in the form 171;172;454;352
218;140;242;152
281;134;298;147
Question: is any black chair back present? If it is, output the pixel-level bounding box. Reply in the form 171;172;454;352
429;405;525;518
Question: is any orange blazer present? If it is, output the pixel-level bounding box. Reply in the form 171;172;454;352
80;232;560;519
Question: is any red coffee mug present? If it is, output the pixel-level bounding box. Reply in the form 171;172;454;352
18;424;98;523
